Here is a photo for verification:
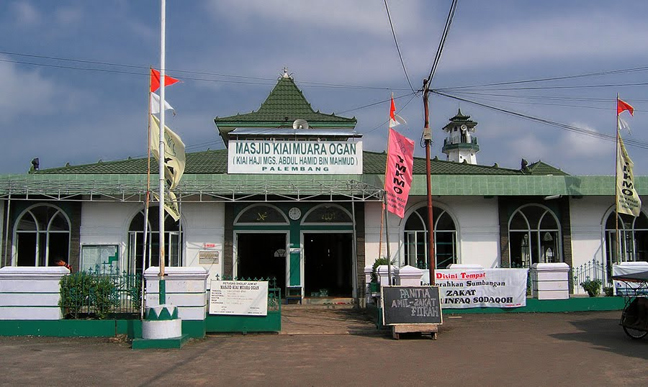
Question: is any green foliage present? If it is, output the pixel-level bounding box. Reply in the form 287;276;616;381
59;272;119;319
603;286;614;297
579;277;602;297
371;257;391;283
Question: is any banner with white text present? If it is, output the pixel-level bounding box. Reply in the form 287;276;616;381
228;140;363;174
435;269;528;308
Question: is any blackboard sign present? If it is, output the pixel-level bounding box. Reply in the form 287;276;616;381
382;286;442;325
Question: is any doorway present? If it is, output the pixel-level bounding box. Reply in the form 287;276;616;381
237;233;287;291
303;233;353;297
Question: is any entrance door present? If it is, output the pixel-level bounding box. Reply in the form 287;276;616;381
237;233;287;291
303;233;353;297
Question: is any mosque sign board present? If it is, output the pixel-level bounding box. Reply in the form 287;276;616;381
209;280;268;316
228;139;363;174
381;286;443;325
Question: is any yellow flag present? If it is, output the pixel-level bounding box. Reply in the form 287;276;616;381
150;115;186;189
153;190;181;221
616;134;642;217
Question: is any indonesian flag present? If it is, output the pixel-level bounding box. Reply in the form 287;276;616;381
389;95;407;128
384;128;414;218
618;98;634;116
150;68;180;93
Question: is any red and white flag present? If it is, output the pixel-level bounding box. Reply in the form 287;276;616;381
150;68;180;93
389;95;407;128
385;128;414;218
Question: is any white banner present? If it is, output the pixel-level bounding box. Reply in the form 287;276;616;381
228;139;363;174
209;280;268;316
436;269;528;309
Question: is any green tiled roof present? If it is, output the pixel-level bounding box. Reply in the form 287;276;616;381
37;149;526;176
526;161;568;176
35;149;229;175
363;151;523;175
214;75;356;129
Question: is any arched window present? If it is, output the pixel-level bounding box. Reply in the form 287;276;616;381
508;205;561;268
14;204;70;267
604;211;648;272
403;206;457;269
128;208;182;274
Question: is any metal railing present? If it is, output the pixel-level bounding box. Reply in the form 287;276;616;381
571;259;607;291
59;266;142;319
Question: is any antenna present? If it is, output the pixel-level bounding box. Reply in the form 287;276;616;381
292;119;309;129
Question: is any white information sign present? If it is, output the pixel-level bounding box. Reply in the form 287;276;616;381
435;269;528;309
209;280;268;316
228;139;363;174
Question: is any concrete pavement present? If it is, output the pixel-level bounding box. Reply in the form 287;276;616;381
0;309;647;386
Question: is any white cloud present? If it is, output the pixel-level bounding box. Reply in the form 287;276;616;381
0;59;56;122
11;1;41;26
442;11;648;71
54;6;83;25
557;123;613;158
204;0;423;36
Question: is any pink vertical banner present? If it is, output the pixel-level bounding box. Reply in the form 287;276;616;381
385;128;415;218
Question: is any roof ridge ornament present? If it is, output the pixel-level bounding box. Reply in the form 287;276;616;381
282;67;292;79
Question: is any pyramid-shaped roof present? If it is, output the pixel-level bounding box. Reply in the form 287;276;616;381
214;72;356;142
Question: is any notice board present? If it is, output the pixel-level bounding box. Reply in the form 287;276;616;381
382;286;442;325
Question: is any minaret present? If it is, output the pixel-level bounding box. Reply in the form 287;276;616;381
441;109;479;164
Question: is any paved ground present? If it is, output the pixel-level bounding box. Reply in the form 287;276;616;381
1;307;647;386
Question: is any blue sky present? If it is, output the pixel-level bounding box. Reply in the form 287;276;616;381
1;0;647;175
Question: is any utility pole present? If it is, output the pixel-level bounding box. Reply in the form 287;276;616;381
423;80;435;285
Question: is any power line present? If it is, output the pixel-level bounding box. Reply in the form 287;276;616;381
435;65;648;92
424;0;458;90
433;90;648;150
383;0;415;92
0;51;409;92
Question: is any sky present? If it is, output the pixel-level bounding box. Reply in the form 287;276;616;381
1;0;648;176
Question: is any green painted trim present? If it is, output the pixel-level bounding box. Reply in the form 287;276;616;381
0;320;116;337
146;306;178;321
182;320;206;339
159;279;166;304
132;334;190;350
206;311;281;333
116;319;142;338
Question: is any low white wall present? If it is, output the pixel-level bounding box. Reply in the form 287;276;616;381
0;267;69;320
144;266;209;321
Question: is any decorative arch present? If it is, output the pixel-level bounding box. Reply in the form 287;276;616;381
508;204;561;268
602;207;648;278
302;204;352;225
402;204;458;269
235;204;289;225
127;207;183;274
13;204;71;267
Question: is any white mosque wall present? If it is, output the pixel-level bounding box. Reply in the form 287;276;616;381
363;196;501;269
80;202;139;270
181;202;224;283
569;196;610;270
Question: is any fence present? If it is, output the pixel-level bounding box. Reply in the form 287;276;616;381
571;259;607;292
59;266;142;319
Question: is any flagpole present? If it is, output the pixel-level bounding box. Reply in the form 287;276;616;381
422;80;435;285
158;0;167;304
615;95;621;272
141;69;153;319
